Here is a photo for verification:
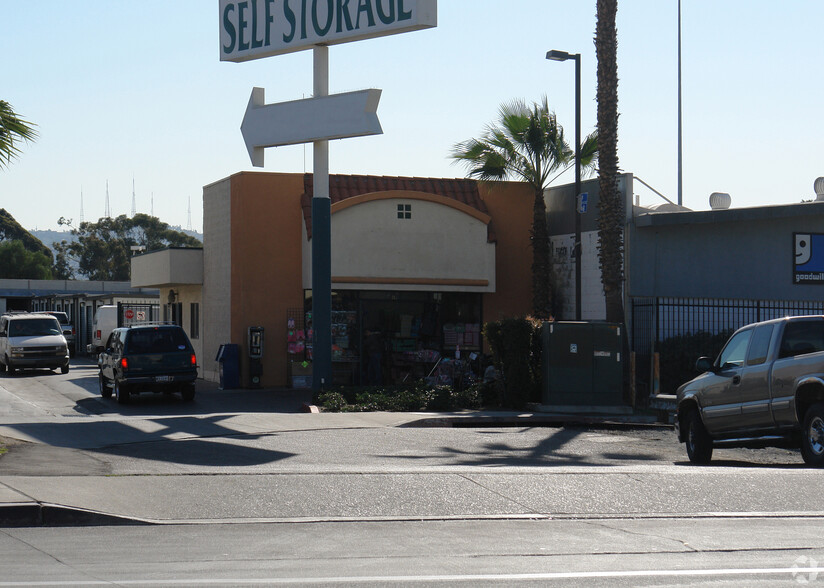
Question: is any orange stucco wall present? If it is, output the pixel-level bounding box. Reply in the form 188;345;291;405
221;173;534;386
229;172;305;387
479;182;534;323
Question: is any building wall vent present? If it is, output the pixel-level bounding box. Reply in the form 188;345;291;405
814;177;824;201
709;192;731;210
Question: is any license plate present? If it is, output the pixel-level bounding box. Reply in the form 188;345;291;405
155;375;171;382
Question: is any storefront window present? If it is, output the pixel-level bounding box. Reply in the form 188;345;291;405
303;290;482;386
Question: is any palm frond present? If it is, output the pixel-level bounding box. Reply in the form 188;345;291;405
0;101;39;170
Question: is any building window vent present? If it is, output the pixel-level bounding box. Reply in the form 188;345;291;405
397;204;411;219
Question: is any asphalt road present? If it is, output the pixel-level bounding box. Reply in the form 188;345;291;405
3;517;824;587
0;359;822;586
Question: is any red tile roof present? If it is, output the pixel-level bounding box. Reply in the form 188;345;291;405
301;173;495;241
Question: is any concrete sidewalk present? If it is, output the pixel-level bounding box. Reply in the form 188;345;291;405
0;379;667;527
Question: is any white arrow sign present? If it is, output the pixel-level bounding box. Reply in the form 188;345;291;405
240;88;383;167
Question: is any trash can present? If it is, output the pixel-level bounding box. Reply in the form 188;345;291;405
215;343;240;390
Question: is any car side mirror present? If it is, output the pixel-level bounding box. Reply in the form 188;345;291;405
695;356;715;373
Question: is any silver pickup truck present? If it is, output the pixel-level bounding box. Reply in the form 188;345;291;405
676;315;824;466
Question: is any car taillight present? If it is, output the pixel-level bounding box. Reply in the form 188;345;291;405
95;330;101;339
120;357;128;370
71;327;76;335
190;354;197;366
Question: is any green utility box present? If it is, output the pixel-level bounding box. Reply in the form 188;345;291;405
542;321;624;407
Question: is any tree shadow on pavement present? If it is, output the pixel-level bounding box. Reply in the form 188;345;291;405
0;415;295;469
74;385;313;417
379;426;662;467
95;436;293;467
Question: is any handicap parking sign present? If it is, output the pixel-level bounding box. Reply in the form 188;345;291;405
577;192;588;214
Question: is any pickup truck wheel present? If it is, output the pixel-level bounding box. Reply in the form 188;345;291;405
685;410;713;464
115;381;130;405
0;361;5;373
99;374;113;399
801;403;824;466
60;363;70;374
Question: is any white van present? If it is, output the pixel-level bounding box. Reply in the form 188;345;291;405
0;312;70;374
87;305;118;354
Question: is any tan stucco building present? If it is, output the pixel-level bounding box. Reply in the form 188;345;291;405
133;171;536;388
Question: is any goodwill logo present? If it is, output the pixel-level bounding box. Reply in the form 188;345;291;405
794;233;824;285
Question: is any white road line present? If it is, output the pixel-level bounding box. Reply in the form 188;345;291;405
1;566;822;585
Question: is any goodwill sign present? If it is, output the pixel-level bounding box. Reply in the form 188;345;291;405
794;233;824;285
220;0;437;62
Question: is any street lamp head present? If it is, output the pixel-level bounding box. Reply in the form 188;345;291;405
546;50;572;61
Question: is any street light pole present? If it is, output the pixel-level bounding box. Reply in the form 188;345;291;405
547;50;582;321
677;0;683;207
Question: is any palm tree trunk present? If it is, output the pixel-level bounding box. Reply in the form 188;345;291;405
595;0;624;324
532;187;552;319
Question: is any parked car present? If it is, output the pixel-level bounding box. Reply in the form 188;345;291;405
675;315;824;466
97;324;198;404
44;311;76;357
0;312;70;374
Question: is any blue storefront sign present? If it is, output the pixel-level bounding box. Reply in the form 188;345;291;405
794;233;824;284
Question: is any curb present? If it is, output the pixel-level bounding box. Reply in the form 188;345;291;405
0;502;151;528
401;413;668;428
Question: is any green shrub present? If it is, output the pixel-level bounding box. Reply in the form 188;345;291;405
315;381;488;413
317;391;348;412
484;317;543;408
453;383;483;410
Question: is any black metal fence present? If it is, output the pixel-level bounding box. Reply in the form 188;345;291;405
631;297;824;399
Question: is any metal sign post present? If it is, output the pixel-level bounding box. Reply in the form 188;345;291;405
311;46;332;391
220;0;437;392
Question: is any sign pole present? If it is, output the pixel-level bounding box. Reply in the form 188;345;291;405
220;1;437;391
311;46;332;392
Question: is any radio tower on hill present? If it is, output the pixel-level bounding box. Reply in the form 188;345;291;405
131;178;137;217
80;187;85;224
104;180;111;218
187;196;192;231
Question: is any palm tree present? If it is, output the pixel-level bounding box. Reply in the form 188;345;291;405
452;97;597;319
595;0;624;323
0;101;38;171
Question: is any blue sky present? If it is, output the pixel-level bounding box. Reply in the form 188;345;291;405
2;1;822;232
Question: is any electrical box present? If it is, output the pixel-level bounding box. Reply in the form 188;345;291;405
542;322;624;407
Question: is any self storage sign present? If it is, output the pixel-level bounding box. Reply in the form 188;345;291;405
220;0;437;62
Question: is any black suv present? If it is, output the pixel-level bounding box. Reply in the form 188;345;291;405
97;324;198;404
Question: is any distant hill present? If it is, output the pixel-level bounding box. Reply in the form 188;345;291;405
168;227;204;243
30;229;75;250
